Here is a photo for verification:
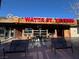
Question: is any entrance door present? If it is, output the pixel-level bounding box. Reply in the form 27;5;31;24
57;29;64;37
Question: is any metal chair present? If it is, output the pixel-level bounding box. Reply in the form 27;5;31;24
3;40;29;59
51;37;73;55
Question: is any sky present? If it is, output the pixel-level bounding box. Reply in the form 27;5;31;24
0;0;78;18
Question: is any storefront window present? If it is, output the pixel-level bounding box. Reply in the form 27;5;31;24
24;28;32;33
0;29;4;37
5;30;9;38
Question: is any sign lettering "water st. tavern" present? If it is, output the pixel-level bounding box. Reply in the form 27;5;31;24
23;17;75;23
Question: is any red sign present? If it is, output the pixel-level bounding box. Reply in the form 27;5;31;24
23;17;75;23
55;18;75;23
24;17;53;22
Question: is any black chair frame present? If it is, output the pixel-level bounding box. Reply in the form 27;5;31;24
3;40;29;59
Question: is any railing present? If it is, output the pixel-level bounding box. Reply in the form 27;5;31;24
33;30;48;38
0;37;79;48
1;37;15;44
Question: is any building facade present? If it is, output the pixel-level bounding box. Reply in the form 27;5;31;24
0;16;78;41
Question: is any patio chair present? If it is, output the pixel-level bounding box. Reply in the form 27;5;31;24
3;40;29;59
51;37;73;55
